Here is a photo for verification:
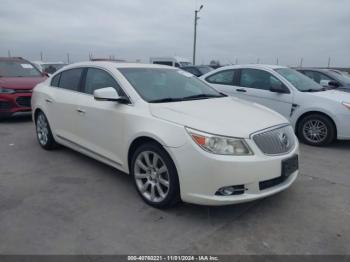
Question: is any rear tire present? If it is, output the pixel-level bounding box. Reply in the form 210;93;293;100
35;111;58;150
131;142;181;209
297;114;336;146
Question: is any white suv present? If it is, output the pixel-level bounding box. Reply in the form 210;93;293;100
32;62;299;208
202;65;350;146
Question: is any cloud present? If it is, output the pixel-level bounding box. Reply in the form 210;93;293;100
0;0;349;66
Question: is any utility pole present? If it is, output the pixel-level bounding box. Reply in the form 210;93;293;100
67;53;70;64
193;5;203;65
327;57;331;68
299;57;303;68
276;57;279;65
40;51;43;61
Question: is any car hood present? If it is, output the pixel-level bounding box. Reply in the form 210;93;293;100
308;89;350;102
0;77;46;90
149;97;289;138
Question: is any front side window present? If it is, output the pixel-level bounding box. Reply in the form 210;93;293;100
119;68;224;103
59;68;83;91
240;69;284;91
0;60;42;77
84;68;123;95
275;68;324;92
206;70;235;85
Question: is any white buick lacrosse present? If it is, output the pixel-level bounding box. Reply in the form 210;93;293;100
31;62;299;208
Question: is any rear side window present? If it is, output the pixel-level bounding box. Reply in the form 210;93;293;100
206;70;235;85
51;73;61;87
84;68;124;95
59;68;83;91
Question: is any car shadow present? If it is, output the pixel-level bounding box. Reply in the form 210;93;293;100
301;140;350;151
57;144;262;222
0;114;32;124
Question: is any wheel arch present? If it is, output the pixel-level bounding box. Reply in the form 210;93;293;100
33;107;44;122
295;111;337;137
127;136;169;173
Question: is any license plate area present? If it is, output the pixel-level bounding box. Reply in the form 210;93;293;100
282;155;299;178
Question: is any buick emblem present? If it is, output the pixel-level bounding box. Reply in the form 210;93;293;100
278;132;289;149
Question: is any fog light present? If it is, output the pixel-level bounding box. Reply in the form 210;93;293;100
216;185;246;196
219;186;235;196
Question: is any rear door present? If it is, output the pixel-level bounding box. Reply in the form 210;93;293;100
48;68;84;143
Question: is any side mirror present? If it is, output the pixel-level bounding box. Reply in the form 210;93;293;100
93;87;129;104
320;80;339;88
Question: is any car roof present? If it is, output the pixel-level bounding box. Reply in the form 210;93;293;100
32;61;66;65
216;64;287;70
0;57;28;62
62;61;176;70
295;67;327;72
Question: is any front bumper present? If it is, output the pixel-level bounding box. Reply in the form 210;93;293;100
0;93;32;117
336;114;350;140
167;136;299;206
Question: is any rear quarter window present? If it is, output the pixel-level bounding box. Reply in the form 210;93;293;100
51;73;61;87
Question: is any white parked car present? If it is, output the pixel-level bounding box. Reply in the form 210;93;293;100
32;62;299;208
150;56;192;67
201;65;350;146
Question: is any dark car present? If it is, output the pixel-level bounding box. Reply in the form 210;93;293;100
297;68;350;93
180;65;214;77
0;57;47;118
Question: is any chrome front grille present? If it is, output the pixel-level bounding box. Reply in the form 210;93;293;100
252;125;295;155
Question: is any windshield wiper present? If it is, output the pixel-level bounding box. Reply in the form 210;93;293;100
181;93;224;101
302;88;326;92
149;94;225;103
149;98;183;103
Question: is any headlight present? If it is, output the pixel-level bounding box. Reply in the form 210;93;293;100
0;87;15;94
186;127;253;155
342;102;350;110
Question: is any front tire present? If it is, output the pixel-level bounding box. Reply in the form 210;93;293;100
35;111;57;150
297;114;336;146
131;142;181;209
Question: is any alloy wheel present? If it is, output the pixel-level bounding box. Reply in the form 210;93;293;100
36;114;49;146
302;119;328;144
134;151;170;203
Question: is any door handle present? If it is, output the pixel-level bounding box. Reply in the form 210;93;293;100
76;108;86;114
236;88;247;93
45;98;53;103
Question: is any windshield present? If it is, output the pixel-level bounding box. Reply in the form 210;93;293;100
119;68;224;103
42;64;66;74
275;68;324;92
179;62;192;67
0;61;42;77
198;66;213;75
328;71;350;85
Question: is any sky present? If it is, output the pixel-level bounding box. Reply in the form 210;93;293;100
0;0;349;67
